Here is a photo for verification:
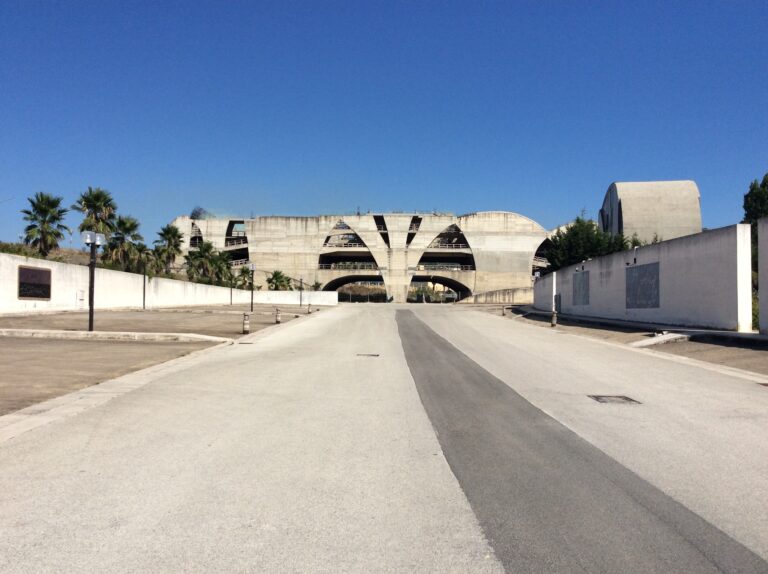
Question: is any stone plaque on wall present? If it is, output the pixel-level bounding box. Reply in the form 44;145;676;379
626;262;659;309
18;266;52;300
573;270;590;305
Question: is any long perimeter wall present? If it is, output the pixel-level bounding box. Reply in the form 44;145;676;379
1;253;337;315
533;224;752;331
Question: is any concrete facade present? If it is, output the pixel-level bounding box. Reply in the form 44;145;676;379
170;212;548;303
0;253;337;315
533;224;752;331
599;180;702;243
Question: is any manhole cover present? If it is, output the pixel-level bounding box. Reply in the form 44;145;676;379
588;395;641;404
356;353;380;357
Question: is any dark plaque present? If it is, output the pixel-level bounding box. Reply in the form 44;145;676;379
573;270;590;306
18;266;52;300
626;262;660;309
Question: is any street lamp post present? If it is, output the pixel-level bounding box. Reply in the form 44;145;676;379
299;276;304;307
81;231;106;332
248;263;256;312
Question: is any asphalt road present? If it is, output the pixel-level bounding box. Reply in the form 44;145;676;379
398;310;766;573
0;304;766;573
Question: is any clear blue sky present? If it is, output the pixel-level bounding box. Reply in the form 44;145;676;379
1;0;766;245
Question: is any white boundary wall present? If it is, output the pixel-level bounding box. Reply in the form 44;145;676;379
1;253;337;314
533;224;752;331
759;219;768;334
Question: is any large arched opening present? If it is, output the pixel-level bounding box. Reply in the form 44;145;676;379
322;274;388;303
319;219;379;272
408;275;473;303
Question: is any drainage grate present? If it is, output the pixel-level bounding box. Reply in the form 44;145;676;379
588;395;641;404
356;353;380;357
758;383;768;388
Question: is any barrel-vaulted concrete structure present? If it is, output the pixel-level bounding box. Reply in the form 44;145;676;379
170;212;548;303
598;180;702;243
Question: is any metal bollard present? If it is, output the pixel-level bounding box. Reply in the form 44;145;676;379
550;311;558;327
275;308;281;324
242;313;251;334
501;306;506;316
307;304;312;314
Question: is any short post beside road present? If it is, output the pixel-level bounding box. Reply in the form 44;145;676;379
242;313;251;334
275;308;281;324
550;310;558;327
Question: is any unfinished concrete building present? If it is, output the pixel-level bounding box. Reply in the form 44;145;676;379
170;212;548;303
598;180;702;243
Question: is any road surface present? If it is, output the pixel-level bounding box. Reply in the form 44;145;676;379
1;305;766;573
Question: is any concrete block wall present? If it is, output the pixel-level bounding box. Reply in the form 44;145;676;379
459;287;533;305
533;224;752;331
1;253;337;314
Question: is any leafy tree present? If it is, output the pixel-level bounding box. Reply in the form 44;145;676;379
154;224;184;274
21;192;71;256
742;173;768;270
742;173;768;232
190;206;211;219
545;217;628;271
266;270;292;291
71;187;118;236
311;280;322;291
104;215;143;270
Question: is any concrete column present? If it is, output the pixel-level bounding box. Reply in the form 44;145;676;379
759;219;768;334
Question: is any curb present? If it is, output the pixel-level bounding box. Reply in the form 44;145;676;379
0;328;232;344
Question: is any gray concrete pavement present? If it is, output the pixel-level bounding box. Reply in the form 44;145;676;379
0;305;500;573
0;304;766;572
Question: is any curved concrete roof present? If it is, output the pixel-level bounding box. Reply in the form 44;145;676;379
600;180;702;242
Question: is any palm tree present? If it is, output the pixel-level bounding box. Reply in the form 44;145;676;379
104;215;143;270
21;192;71;257
236;266;253;289
211;250;233;286
266;270;292;291
133;242;158;277
155;224;184;274
71;187;118;236
184;243;234;286
311;280;322;291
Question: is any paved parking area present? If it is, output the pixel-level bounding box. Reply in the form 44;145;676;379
0;304;305;340
0;337;213;415
0;305;315;415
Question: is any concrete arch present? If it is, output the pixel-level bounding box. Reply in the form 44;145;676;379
322;274;384;292
410;274;473;300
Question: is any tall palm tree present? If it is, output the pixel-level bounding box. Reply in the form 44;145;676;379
21;192;71;257
71;187;118;236
184;241;217;283
104;215;143;270
236;266;253;289
155;224;184;274
211;251;234;286
266;270;292;291
132;242;158;277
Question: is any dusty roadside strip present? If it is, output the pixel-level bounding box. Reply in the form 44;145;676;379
470;304;768;376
